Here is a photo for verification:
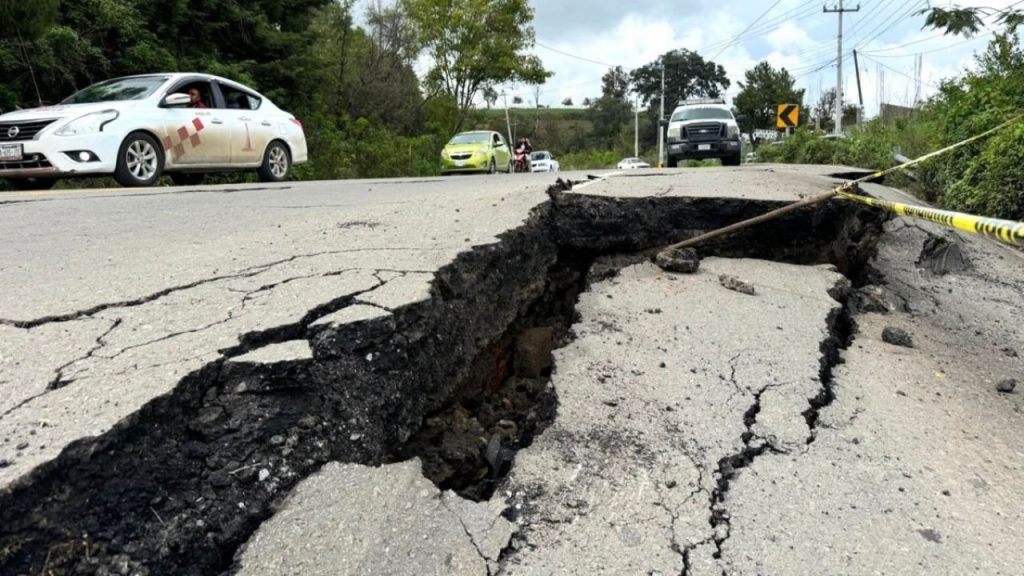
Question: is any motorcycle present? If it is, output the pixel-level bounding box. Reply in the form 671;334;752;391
513;146;532;173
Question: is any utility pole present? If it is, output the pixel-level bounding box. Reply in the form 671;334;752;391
852;49;864;126
824;1;859;134
635;97;639;158
658;64;665;167
502;92;513;147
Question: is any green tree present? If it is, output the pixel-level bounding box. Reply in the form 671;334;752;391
630;49;729;112
601;65;630;101
402;0;550;133
733;61;804;132
812;88;859;132
920;5;1023;37
588;66;634;149
482;85;498;109
0;0;60;106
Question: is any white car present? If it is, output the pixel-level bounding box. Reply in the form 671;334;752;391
0;73;308;189
529;150;560;173
617;157;651;169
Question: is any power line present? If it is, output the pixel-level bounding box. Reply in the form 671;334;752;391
700;0;821;54
861;31;994;58
855;0;925;50
858;52;942;89
707;0;785;60
534;42;622;69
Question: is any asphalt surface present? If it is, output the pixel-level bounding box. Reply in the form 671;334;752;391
1;166;1021;575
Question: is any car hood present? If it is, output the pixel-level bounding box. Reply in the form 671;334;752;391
0;101;141;123
444;143;489;154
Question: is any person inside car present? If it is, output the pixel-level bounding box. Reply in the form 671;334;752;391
188;87;207;108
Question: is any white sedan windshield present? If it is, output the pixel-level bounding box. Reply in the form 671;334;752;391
62;77;168;104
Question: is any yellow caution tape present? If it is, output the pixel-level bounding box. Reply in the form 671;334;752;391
836;190;1024;246
828;113;1024;245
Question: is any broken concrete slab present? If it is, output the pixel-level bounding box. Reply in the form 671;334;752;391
719;216;1024;576
307;303;395;357
0;270;383;493
355;272;434;310
234;459;514;576
500;258;848;575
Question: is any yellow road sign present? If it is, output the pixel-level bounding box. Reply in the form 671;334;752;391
777;104;799;129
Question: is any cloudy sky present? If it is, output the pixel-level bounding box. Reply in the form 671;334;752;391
356;0;1016;118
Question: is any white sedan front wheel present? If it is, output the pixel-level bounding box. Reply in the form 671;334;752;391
114;132;164;187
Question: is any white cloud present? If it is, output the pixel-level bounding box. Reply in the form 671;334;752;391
766;20;815;51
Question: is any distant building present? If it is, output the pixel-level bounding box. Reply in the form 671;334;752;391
880;103;916;122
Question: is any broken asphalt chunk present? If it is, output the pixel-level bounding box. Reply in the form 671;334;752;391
655;247;700;273
996;379;1017;394
882;327;914;348
719;274;756;295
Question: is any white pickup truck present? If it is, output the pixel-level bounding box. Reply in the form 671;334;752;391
665;98;742;167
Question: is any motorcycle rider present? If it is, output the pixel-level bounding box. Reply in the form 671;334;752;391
514;137;533;172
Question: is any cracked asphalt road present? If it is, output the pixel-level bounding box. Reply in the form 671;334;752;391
500;258;848;575
1;166;1022;575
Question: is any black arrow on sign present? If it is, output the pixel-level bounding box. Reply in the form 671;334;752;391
779;104;798;128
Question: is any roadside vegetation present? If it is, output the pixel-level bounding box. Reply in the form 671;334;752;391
756;18;1024;221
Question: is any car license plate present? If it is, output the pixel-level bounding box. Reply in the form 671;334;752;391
697;144;711;151
455;160;464;167
0;143;22;162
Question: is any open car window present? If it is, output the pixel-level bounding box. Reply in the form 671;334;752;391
165;80;214;108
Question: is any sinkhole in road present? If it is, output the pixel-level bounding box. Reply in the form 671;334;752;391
0;184;888;576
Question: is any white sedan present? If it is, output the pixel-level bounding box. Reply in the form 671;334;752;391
0;73;307;189
529;150;560;173
617;157;651;170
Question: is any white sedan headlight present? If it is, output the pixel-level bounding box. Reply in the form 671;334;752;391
55;110;120;136
727;124;740;138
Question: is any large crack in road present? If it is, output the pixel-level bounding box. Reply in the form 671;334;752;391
0;184;887;576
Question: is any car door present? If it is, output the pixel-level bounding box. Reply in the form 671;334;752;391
215;82;271;166
160;79;232;166
493;133;510;168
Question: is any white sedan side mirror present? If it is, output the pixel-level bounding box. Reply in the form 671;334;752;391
163;93;192;107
